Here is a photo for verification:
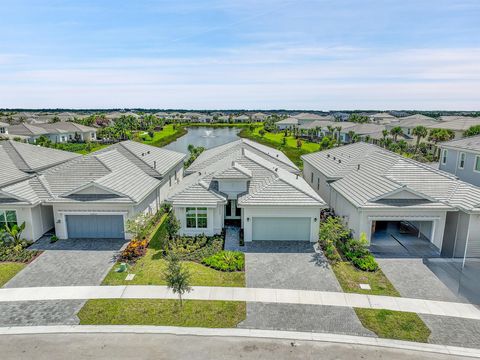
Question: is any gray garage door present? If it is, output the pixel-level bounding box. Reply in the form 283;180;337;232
66;215;124;239
252;217;310;241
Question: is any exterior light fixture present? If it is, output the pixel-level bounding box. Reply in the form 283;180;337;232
247;217;250;222
314;218;318;222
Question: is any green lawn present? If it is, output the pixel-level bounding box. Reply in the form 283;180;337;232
138;124;187;147
78;299;246;327
76;144;109;154
102;218;245;287
332;261;400;296
355;309;431;342
332;261;430;342
0;263;25;287
238;126;318;168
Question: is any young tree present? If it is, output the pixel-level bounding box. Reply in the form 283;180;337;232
296;138;303;149
259;129;266;138
126;213;153;240
166;213;181;240
165;253;191;307
428;128;455;158
412;125;428;153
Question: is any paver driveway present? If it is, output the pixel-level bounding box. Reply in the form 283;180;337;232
0;237;126;326
238;241;373;336
378;258;480;348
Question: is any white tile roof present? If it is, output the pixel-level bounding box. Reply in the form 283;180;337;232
168;144;325;208
428;117;480;131
303;142;480;213
188;139;299;174
96;140;186;178
396;114;440;127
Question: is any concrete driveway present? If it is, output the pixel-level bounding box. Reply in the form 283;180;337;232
0;237;126;326
239;241;373;336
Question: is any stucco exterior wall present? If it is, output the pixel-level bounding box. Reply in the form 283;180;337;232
242;205;321;242
439;148;480;187
0;204;53;241
466;214;480;258
303;161;333;206
174;205;223;237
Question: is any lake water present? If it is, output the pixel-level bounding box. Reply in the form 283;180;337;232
163;127;241;154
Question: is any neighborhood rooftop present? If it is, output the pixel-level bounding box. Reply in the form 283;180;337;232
439;134;480;152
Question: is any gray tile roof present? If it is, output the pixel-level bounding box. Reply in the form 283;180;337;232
439;134;480;152
168;145;325;208
213;162;252;179
0;140;184;206
0;122;9;127
188;139;299;174
0;145;31;187
303;142;480;213
0;140;80;172
396;114;440;127
95;140;186;178
7;123;49;136
35;122;96;133
293;113;326;121
428;117;480;131
275;117;299;125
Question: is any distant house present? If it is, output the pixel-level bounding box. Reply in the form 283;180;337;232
438;135;480;187
369;112;398;125
429;116;480;140
8;122;97;143
167;139;326;242
234;115;250;123
0;140;186;241
388;114;439;140
252;112;267;121
275;117;299;130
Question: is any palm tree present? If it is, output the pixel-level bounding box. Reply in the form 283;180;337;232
347;130;356;144
335;126;342;145
397;140;408;153
412;125;428;154
382;129;389;141
428;128;455;158
327;125;335;137
390;126;403;142
364;135;371;143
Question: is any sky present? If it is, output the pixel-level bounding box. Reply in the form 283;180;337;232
0;0;479;110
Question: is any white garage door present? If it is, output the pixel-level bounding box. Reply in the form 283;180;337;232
66;215;125;239
252;217;311;241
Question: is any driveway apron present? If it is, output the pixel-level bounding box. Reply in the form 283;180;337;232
0;238;126;326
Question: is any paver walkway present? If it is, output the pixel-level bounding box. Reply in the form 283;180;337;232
239;241;372;335
1;285;479;320
0;238;126;326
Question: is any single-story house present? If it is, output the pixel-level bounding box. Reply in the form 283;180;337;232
387;114;440;140
429;116;480;140
0;140;186;241
302;142;480;259
8;122;97;143
167;139;326;242
369;112;398;125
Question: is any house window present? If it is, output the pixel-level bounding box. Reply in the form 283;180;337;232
0;127;5;134
475;156;480;172
317;178;320;190
186;207;207;228
91;132;95;139
441;149;448;165
0;210;17;229
311;172;314;183
459;152;466;169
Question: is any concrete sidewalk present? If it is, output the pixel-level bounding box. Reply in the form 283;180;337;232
0;285;479;321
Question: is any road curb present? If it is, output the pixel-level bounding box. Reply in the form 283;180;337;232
0;325;479;358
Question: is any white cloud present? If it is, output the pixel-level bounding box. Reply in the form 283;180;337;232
1;46;479;109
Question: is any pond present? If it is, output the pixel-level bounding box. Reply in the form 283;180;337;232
163;126;241;154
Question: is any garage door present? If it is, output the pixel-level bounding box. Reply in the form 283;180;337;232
66;215;124;239
252;217;310;241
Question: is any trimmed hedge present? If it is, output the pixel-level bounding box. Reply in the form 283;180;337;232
202;251;244;272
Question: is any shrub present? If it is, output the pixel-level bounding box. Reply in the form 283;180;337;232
50;235;58;243
319;217;349;262
351;254;379;272
120;239;148;261
202;251;244;272
0;234;39;263
167;234;223;262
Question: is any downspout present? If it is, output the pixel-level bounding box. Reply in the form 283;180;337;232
462;215;471;269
